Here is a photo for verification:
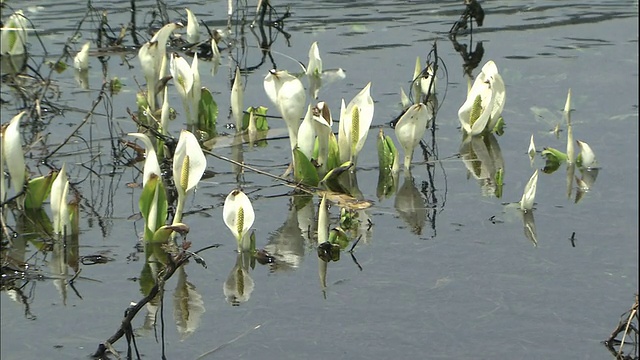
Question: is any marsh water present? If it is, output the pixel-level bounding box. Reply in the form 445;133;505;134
1;1;638;359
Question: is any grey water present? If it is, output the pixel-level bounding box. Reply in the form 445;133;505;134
1;1;638;359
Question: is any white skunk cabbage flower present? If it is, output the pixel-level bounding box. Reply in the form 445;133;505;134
412;57;437;101
458;60;506;136
576;140;597;169
312;101;333;171
223;189;256;248
138;22;181;110
51;163;70;235
297;105;316;160
528;134;536;163
394;102;432;170
191;53;201;116
564;89;575;162
264;69;307;153
1;111;26;196
128;133;161;187
185;8;200;43
210;36;221;76
400;87;411;110
231;66;244;131
306;41;323;77
338;82;374;164
173;130;206;198
171;52;201;125
519;169;539;212
172;130;206;224
74;41;90;71
170;52;194;100
1;10;29;56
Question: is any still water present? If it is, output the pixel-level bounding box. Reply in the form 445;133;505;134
1;1;638;359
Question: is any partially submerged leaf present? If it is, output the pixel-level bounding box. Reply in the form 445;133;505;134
25;171;58;209
293;148;319;187
242;106;269;131
198;88;218;137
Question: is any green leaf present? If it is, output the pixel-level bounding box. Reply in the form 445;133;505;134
110;77;123;95
377;130;397;173
293;148;319;187
328;227;350;249
24;171;58;209
139;174;168;241
292;193;313;210
541;147;568;162
326;132;341;172
494;167;504;198
242;106;269;131
376;168;396;200
541;150;563;174
320;161;353;193
493;116;505;136
198;88;218;137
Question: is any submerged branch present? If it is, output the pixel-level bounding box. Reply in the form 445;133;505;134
91;244;220;359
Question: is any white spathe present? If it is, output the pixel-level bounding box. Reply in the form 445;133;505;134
312;101;333;171
519;169;539;212
51;163;70;235
394;103;432;170
138;22;181;110
2;111;26;194
223;189;256;247
306;41;322;76
185;8;200;43
263;69;307;153
128;133;161;187
170;52;194;99
338;82;374;164
297;105;316;160
458;60;506;136
576;140;597;169
74;41;90;71
1;10;29;55
231;66;244;131
173;130;206;197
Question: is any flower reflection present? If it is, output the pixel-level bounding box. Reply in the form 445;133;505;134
459;133;504;198
521;211;538;247
262;197;308;272
574;167;599;204
50;235;80;305
173;266;204;340
394;170;427;235
224;252;255;306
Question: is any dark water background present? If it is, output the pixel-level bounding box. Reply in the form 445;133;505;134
1;1;638;359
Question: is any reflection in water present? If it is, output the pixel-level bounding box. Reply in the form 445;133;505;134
522;211;538;246
74;69;89;90
449;36;485;80
262;197;307;272
50;234;80;304
459;133;504;198
231;133;244;181
394;170;427;235
173;266;205;340
574;167;599;204
224;252;255;306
